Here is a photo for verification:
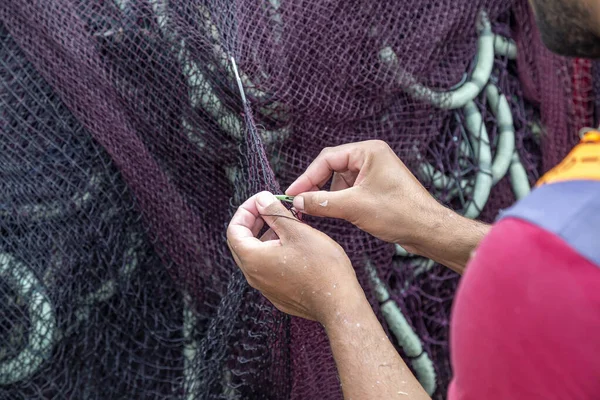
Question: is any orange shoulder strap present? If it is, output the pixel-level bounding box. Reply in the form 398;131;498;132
535;130;600;187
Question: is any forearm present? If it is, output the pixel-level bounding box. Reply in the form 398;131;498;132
323;290;430;399
404;207;491;274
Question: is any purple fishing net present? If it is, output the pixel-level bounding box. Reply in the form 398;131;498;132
0;0;590;399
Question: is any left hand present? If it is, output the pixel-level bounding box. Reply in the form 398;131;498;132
226;191;364;323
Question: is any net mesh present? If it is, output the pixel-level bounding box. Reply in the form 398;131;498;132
0;0;592;399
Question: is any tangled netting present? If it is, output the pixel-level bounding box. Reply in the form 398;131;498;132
0;0;595;399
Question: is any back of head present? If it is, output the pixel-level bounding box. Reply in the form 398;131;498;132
531;0;600;57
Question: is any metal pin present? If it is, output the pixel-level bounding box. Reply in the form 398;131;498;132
230;56;247;106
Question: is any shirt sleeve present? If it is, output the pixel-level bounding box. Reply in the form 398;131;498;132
447;217;600;400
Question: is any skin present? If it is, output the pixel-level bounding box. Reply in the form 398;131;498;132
284;141;490;275
227;1;600;397
227;141;487;399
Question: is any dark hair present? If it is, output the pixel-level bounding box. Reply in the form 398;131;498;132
533;0;600;57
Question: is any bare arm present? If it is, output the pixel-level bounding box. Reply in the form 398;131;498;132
324;292;430;399
286;140;490;274
227;141;491;400
405;208;491;275
226;192;430;399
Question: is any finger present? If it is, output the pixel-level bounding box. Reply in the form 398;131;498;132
255;191;303;241
260;228;279;242
292;188;359;220
251;216;265;237
286;174;329;196
227;195;281;260
330;171;358;192
285;143;367;195
228;194;261;242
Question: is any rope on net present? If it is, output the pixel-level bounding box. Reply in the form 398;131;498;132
391;10;530;259
368;10;532;393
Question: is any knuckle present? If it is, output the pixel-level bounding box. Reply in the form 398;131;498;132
225;224;235;241
304;192;322;211
369;139;390;153
246;277;259;290
319;146;333;156
348;146;363;163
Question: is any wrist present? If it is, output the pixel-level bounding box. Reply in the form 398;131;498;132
401;205;490;274
398;202;449;254
410;205;457;253
319;281;371;329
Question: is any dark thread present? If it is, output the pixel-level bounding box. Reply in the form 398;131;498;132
407;351;426;361
261;214;304;224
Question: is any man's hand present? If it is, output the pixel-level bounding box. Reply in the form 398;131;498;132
286;140;444;248
226;191;430;399
286;140;490;273
226;191;364;322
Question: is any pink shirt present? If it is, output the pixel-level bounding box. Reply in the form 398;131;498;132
448;217;600;399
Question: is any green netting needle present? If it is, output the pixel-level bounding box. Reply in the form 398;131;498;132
275;195;295;203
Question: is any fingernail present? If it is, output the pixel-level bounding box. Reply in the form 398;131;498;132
293;196;304;211
256;191;276;208
286;179;298;193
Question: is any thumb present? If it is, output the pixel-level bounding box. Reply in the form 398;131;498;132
255;191;301;241
293;189;356;220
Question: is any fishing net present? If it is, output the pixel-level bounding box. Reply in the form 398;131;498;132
0;0;593;399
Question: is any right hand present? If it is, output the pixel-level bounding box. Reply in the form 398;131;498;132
285;140;445;250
